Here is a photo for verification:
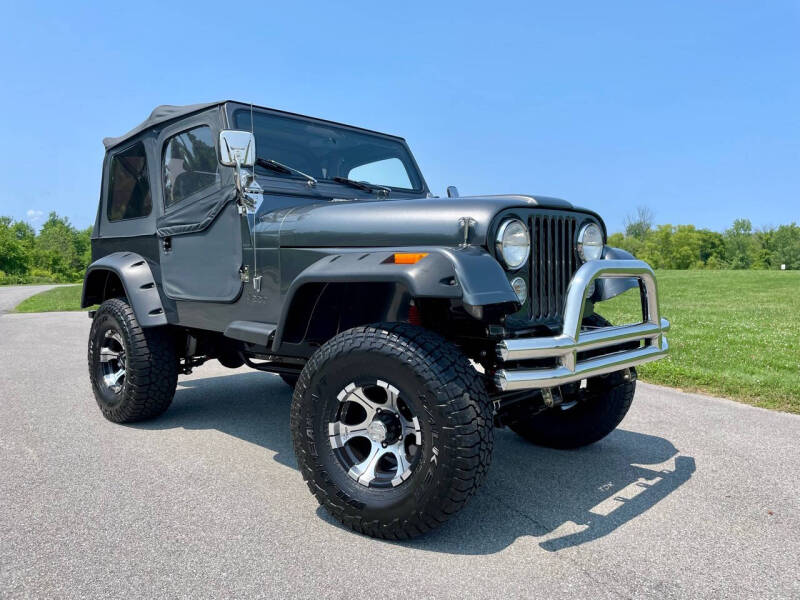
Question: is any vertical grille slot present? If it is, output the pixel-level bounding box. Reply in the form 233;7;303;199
528;213;579;322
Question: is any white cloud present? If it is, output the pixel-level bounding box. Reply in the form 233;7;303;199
26;209;44;222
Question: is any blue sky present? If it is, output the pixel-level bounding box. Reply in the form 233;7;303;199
1;1;797;233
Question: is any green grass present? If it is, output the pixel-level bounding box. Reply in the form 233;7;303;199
15;271;800;412
598;270;800;413
14;285;89;313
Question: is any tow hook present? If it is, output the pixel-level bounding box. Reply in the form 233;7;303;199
541;387;562;408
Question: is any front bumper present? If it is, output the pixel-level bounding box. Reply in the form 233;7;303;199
494;260;670;391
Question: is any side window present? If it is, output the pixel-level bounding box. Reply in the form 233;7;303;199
162;126;219;208
107;142;152;222
348;157;412;189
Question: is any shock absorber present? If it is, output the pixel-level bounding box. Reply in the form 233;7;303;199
407;301;422;326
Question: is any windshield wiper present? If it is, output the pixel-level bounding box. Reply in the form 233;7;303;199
255;158;317;187
332;177;390;196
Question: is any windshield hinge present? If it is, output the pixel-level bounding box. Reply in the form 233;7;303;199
240;265;250;283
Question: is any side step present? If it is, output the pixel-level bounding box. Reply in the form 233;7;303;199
223;321;276;346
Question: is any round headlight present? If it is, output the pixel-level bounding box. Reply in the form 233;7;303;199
496;219;530;270
577;223;603;262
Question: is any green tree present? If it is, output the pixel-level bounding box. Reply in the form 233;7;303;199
32;212;88;280
696;229;725;266
0;212;96;283
607;231;643;258
12;220;35;245
767;223;800;269
638;224;675;269
723;219;762;269
0;218;30;276
624;206;654;241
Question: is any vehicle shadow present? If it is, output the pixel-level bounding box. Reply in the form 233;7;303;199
135;371;299;471
133;370;696;554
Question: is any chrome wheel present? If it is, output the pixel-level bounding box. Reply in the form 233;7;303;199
328;380;422;488
99;329;126;394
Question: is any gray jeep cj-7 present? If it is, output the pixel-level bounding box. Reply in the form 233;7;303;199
84;101;670;538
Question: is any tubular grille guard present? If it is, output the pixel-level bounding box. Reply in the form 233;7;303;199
494;259;670;391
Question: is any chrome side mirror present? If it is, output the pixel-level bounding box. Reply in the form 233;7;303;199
218;130;256;167
447;186;460;198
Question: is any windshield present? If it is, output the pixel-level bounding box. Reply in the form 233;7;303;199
233;109;424;192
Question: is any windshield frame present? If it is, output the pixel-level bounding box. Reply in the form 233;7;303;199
224;102;429;197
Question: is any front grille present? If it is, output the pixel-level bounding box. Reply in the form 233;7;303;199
528;214;579;322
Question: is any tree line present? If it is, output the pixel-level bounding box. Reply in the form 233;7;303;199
0;213;92;284
1;208;799;285
608;207;799;270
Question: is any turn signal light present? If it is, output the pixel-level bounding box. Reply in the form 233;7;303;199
391;252;429;264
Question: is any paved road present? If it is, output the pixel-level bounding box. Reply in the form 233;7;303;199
1;311;798;599
0;284;65;314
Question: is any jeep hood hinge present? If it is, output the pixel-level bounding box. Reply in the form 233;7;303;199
458;216;477;247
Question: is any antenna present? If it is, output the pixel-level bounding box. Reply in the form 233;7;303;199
248;101;261;293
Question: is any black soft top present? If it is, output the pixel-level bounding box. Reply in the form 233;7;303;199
103;101;406;151
102;102;222;150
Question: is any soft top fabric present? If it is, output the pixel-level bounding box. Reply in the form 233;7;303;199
103;102;223;150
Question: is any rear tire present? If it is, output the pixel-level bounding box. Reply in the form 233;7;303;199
88;298;178;423
509;369;636;449
291;322;493;539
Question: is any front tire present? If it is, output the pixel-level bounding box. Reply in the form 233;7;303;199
509;369;636;449
88;298;178;423
291;323;493;539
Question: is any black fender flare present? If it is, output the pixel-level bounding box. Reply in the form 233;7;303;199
272;246;516;350
594;246;641;301
82;252;167;327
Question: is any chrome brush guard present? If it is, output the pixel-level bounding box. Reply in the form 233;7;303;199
494;260;670;391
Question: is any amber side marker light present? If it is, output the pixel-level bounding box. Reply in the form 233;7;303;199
390;252;429;264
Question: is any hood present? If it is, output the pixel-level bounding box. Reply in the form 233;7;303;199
278;194;603;248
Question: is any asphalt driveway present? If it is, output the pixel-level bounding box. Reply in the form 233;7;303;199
1;310;798;599
0;284;64;314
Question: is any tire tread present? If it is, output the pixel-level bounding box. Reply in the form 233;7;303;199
290;322;493;539
88;298;177;423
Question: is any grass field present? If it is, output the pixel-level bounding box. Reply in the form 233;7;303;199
14;272;800;412
14;285;87;313
598;270;800;413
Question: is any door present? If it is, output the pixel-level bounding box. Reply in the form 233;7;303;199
157;122;244;302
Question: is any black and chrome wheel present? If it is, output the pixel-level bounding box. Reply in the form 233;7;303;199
291;322;493;539
88;298;178;423
329;380;422;488
98;329;127;393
